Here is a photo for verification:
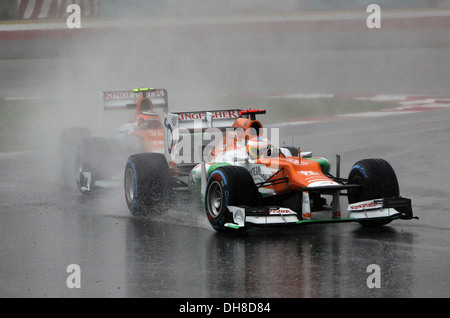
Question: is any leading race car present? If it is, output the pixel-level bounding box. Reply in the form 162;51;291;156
60;88;167;193
124;105;416;232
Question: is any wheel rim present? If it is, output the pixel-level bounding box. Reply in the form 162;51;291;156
76;158;88;192
125;167;136;204
75;158;83;183
207;181;223;218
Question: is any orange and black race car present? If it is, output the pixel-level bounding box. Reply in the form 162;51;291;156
123;106;417;232
61;88;166;194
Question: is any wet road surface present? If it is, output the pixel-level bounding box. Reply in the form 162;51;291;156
1;13;450;299
1;108;449;298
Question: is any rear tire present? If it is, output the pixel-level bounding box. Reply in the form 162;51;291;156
75;137;110;194
124;153;173;216
60;127;91;189
348;158;399;227
205;166;259;232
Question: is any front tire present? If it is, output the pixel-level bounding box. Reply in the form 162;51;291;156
124;153;173;216
205;166;259;232
348;158;400;227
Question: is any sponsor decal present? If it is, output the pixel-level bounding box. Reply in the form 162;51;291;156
357;165;369;178
103;91;134;100
298;171;321;177
178;110;239;121
247;208;296;215
269;208;296;215
349;201;382;210
298;170;334;185
103;89;165;100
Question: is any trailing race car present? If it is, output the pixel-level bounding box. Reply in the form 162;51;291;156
124;106;416;232
61;88;167;194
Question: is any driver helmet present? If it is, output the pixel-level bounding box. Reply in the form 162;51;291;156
137;97;153;114
246;136;272;159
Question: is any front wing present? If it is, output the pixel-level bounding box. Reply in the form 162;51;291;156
225;196;414;230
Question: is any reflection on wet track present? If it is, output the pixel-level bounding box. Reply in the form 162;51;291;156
0;139;448;298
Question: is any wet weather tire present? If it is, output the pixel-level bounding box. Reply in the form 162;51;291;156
60;127;91;189
348;158;400;227
205;166;258;232
124;153;173;216
75;137;109;194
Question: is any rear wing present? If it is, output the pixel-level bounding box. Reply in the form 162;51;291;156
102;88;168;112
163;108;270;165
164;109;245;165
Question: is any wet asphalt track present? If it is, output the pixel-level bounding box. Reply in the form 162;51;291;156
1;13;450;298
1;108;449;298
